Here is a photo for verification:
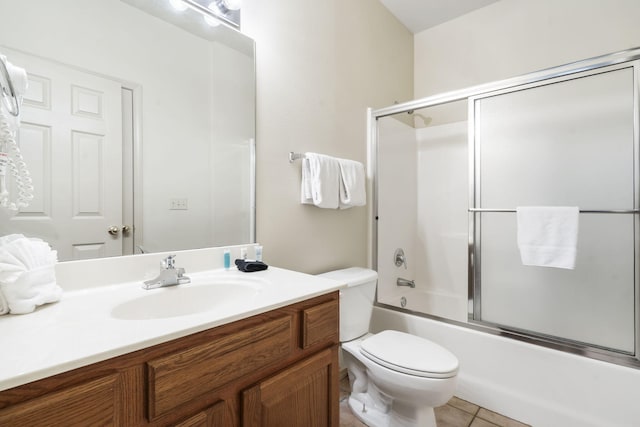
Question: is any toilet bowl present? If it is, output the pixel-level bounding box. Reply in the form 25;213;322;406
318;267;459;427
342;331;458;427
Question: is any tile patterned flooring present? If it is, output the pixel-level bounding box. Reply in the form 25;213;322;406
339;376;530;427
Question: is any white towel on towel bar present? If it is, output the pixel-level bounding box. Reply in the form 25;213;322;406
300;157;313;203
300;153;340;209
338;158;366;209
516;206;579;269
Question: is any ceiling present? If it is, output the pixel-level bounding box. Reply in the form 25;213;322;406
379;0;499;34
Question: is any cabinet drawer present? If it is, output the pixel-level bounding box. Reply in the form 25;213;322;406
301;299;339;349
147;315;293;420
0;374;120;426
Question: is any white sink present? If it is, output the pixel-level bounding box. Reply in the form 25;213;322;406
110;276;265;320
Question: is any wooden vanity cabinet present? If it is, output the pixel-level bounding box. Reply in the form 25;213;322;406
0;374;123;426
243;347;336;427
0;292;340;427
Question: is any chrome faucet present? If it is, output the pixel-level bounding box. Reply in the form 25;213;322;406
142;255;191;290
396;277;415;288
394;248;407;269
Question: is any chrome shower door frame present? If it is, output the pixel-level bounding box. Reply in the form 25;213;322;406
370;47;640;368
468;59;640;363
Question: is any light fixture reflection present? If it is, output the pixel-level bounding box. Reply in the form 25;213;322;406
169;0;188;11
167;0;240;29
204;3;222;27
222;0;242;11
207;0;242;15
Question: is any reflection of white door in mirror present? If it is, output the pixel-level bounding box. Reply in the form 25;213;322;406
0;0;256;257
0;48;127;261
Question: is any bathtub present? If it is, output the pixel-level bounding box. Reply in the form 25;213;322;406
370;305;640;427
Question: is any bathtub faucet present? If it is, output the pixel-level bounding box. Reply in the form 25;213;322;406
396;277;415;288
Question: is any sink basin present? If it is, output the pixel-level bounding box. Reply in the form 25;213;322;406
111;276;264;320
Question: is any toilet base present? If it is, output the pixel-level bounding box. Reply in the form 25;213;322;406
348;393;437;427
348;394;389;427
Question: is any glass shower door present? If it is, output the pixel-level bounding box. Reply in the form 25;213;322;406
469;63;639;355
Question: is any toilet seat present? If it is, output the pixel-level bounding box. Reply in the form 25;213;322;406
360;330;459;379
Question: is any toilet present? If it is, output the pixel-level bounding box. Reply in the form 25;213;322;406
318;267;458;427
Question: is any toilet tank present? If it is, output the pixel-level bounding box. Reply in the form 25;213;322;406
317;267;378;342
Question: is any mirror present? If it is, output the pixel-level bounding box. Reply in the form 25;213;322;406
0;0;255;261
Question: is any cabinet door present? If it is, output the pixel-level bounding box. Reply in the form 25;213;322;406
0;374;121;426
301;299;339;349
147;315;293;420
242;347;338;427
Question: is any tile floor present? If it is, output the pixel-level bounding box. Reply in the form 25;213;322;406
339;375;530;427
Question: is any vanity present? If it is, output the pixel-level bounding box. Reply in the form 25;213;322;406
0;249;345;426
0;2;345;424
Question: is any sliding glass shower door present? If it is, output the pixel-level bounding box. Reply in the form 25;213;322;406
469;63;639;354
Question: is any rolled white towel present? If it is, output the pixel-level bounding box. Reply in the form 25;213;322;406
0;234;61;314
1;264;61;314
0;289;8;315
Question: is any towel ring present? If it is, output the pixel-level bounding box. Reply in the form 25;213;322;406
0;57;20;117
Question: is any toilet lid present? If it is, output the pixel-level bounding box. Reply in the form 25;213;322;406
360;330;459;379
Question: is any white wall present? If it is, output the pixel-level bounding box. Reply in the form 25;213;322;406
415;0;640;101
242;0;413;273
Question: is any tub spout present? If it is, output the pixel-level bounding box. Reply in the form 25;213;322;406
396;277;415;288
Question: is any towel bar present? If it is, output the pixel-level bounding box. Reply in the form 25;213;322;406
288;152;305;163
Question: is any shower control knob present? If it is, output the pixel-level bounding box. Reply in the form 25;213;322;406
394;248;407;269
107;226;120;236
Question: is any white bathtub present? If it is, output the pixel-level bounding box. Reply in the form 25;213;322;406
371;305;640;427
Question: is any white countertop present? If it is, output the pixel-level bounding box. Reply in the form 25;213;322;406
0;266;344;392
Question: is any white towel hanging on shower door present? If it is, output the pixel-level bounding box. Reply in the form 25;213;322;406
516;206;579;269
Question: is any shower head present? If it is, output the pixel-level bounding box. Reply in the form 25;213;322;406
408;110;432;127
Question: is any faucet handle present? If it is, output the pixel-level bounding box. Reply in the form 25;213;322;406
162;255;176;269
394;248;407;269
